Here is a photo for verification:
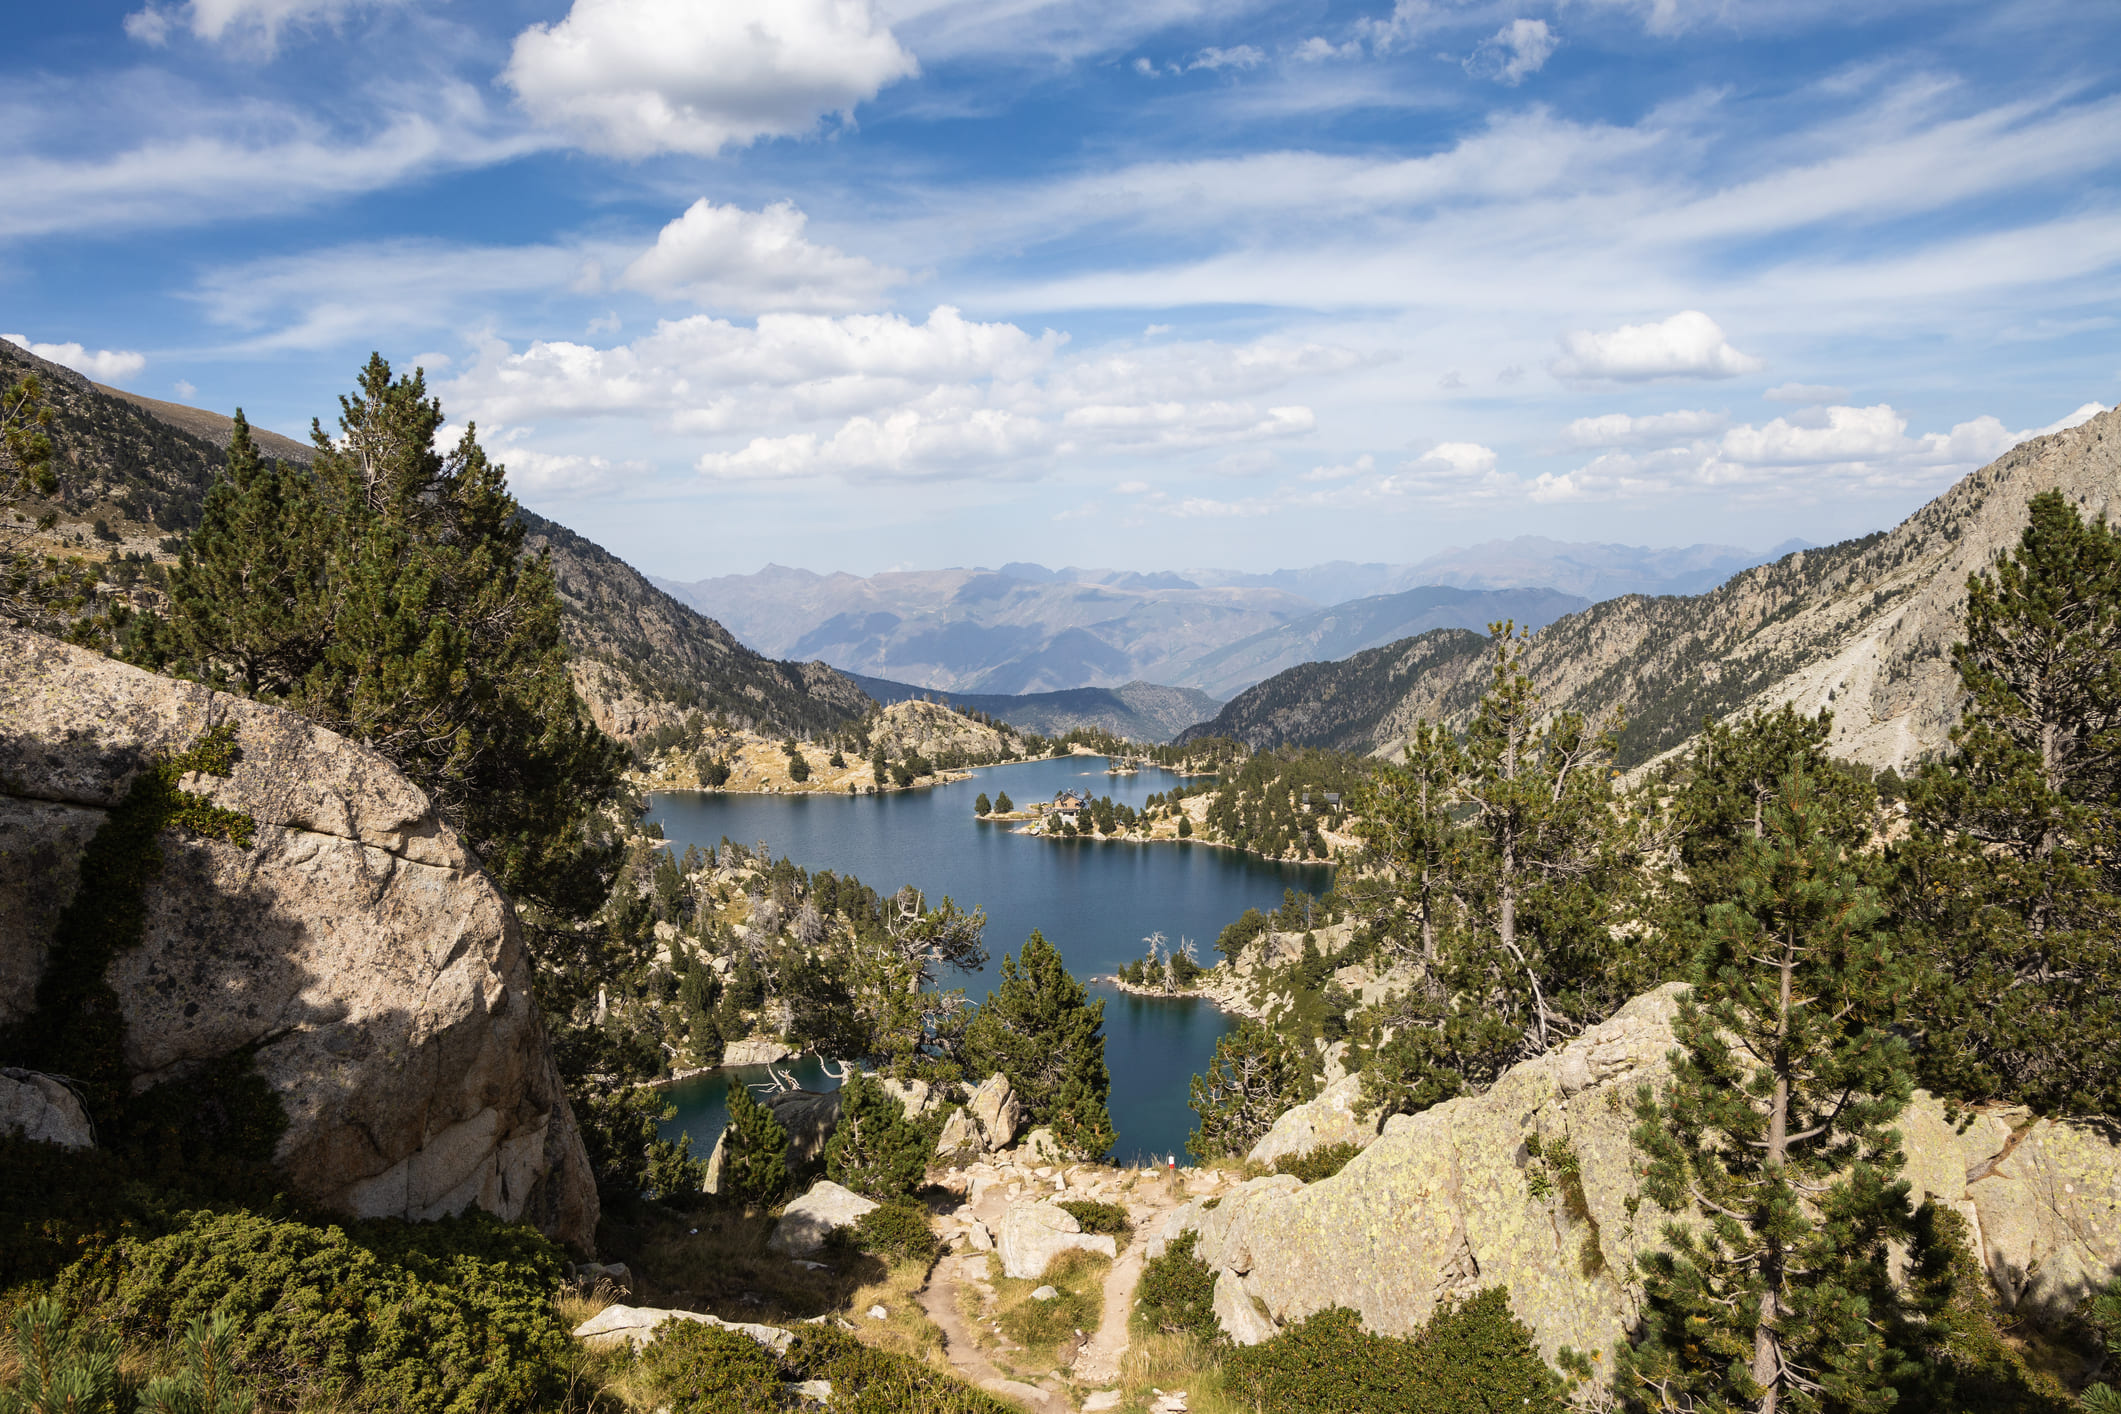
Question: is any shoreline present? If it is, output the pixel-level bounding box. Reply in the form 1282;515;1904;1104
1095;967;1265;1020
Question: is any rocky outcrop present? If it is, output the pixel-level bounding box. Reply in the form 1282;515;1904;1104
1152;983;2121;1357
0;1069;92;1147
967;1073;1025;1150
998;1200;1118;1279
0;629;596;1249
1245;1072;1379;1168
769;1179;879;1256
721;1038;794;1066
572;1304;794;1354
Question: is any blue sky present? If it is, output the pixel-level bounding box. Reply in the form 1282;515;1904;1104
4;0;2117;579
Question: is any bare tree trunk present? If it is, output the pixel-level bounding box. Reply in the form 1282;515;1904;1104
1753;932;1796;1412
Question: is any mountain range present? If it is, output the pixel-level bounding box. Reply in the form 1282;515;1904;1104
649;547;1754;699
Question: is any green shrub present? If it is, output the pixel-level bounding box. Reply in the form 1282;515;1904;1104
835;1204;940;1265
1223;1288;1564;1414
784;1326;1013;1413
1135;1230;1217;1341
721;1083;792;1208
824;1076;928;1201
641;1321;1012;1414
1274;1141;1361;1184
1055;1200;1129;1237
59;1208;572;1414
639;1322;785;1413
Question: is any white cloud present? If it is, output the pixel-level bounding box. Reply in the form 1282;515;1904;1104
504;0;918;158
1716;404;1904;467
1550;311;1764;382
446;309;1341;484
124;7;175;43
1189;46;1266;72
0;95;533;239
1292;36;1362;61
1563;408;1727;446
1466;19;1557;85
619;199;904;313
1302;453;1375;482
3;334;147;382
1765;381;1850;404
173;379;197;399
1530;399;2111;504
123;0;398;46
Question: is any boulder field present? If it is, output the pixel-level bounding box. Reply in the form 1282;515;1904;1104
1153;984;2121;1357
0;628;596;1249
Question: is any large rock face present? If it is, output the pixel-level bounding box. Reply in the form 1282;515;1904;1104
998;1200;1118;1279
0;629;596;1249
1152;983;2121;1359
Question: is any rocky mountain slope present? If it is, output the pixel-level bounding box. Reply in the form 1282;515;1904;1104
1186;408;2120;772
520;512;870;742
845;674;1220;743
1155;983;2121;1357
0;627;597;1248
1177;583;1588;700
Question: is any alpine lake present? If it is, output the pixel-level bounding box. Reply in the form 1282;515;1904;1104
646;754;1334;1167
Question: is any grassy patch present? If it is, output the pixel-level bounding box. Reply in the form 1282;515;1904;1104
1056;1199;1132;1247
1116;1329;1249;1414
1274;1141;1362;1184
992;1248;1107;1374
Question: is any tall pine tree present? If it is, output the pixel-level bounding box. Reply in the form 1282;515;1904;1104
961;931;1115;1159
1897;490;2121;1117
165;410;327;697
1621;770;1920;1414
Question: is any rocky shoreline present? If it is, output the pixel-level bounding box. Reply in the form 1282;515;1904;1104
1097;966;1266;1020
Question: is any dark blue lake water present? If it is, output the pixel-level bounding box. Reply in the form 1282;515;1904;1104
646;755;1333;1165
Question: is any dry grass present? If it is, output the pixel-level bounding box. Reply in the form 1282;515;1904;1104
1115;1329;1248;1414
983;1248;1108;1381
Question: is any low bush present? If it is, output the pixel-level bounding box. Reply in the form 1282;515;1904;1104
1135;1230;1218;1342
1055;1199;1129;1237
834;1204;940;1266
57;1207;574;1414
1222;1288;1564;1414
642;1320;1014;1414
1274;1141;1361;1184
640;1322;787;1412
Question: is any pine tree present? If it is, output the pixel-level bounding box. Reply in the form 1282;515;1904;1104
1897;490;2121;1116
1669;706;1877;926
1189;1019;1302;1160
275;357;626;915
0;370;58;621
1352;720;1464;969
962;931;1115;1159
995;790;1013;813
164;411;328;697
824;1074;928;1200
1454;623;1627;1060
1619;771;1920;1414
721;1083;791;1207
975;792;992;815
